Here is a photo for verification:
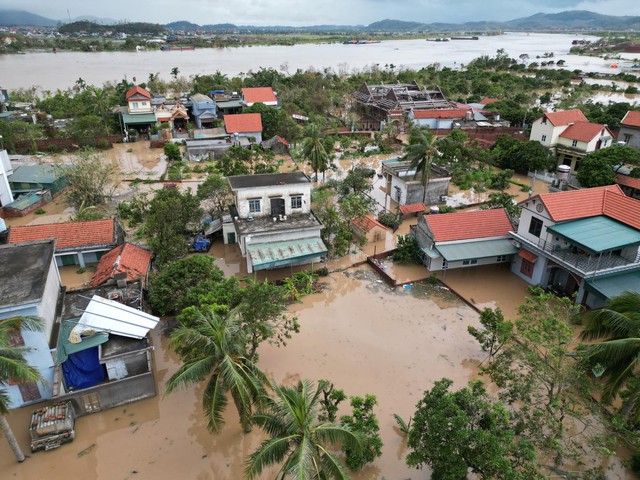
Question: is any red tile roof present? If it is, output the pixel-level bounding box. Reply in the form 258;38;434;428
125;85;151;100
426;208;513;242
413;108;470;119
242;87;277;104
559;122;610;142
276;135;289;146
352;215;387;233
543;109;588;126
620;111;640;128
89;243;152;287
479;97;500;105
9;219;116;250
399;203;427;215
224;113;263;134
518;249;538;263
617;173;640;191
531;185;640;230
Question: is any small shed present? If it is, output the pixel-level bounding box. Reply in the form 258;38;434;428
352;215;388;243
261;135;290;154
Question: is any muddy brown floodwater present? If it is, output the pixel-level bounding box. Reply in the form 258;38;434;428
0;267;485;480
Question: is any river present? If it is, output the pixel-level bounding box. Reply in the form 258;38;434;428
2;32;638;91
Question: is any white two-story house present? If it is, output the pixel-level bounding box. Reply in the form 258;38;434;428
618;110;640;150
530;109;613;173
223;172;327;273
510;185;640;308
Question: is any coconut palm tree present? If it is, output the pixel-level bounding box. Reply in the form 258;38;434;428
580;291;640;422
166;305;267;433
402;126;439;204
246;379;361;480
0;316;44;462
301;124;329;182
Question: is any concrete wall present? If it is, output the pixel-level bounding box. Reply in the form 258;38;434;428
234;182;311;219
0;150;12;207
57;372;156;416
510;252;547;285
619;126;640;149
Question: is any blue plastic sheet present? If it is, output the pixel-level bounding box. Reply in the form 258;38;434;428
62;347;106;390
193;234;211;252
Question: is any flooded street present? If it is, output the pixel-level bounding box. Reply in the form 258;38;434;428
0;267;485;480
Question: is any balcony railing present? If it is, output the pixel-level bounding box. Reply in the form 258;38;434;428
511;232;640;276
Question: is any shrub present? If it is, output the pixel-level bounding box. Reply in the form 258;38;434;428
34;208;46;215
164;142;181;161
76;267;86;274
377;211;400;231
393;235;422;264
96;139;110;150
316;266;329;277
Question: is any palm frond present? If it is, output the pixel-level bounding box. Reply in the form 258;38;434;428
202;373;228;433
0;316;44;334
317;444;352;480
165;356;218;393
245;435;295;479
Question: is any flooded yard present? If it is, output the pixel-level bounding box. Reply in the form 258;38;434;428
0;266;485;480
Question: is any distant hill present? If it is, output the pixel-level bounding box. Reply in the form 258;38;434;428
0;9;57;27
58;21;167;35
68;15;118;25
3;8;640;32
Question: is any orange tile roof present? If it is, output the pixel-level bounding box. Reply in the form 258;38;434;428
479;97;500;105
125;85;151;100
617;173;640;191
543;109;588;126
620;111;640;128
276;135;289;146
518;249;538;263
89;243;152;287
531;185;640;230
399;203;427;215
9;219;116;250
413;108;469;119
352;215;387;233
559;122;610;142
242;87;277;104
426;208;513;242
224;113;263;134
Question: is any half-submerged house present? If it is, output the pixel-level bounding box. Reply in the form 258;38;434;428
52;290;159;415
510;185;640;308
413;208;517;271
381;158;451;206
9;218;123;268
0;240;60;408
223;172;327;273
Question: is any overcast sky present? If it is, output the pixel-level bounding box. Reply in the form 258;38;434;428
1;0;639;26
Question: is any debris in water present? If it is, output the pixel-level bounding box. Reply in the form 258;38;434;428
403;284;412;289
77;444;95;457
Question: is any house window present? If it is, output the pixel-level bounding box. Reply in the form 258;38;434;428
520;259;534;278
462;259;478;265
528;217;543;237
248;199;261;213
541;135;547;142
133;102;139;109
496;255;508;262
624;134;632;144
18;382;41;403
571;139;578;147
542;117;547;124
82;393;102;413
141;102;147;106
290;196;302;209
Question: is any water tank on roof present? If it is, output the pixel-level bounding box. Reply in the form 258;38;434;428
556;164;571;181
429;206;440;215
465;110;473;121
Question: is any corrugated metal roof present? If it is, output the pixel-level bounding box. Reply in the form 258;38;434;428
586;270;640;299
8;164;61;184
435;238;517;262
247;237;327;271
77;295;159;340
547;216;640;254
122;113;157;124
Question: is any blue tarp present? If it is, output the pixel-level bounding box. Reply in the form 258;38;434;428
62;347;106;390
193;234;211;252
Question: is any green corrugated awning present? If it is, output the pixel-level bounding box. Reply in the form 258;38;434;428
547;216;640;254
122;112;157;125
217;100;244;109
435;238;518;262
56;317;109;364
247;237;327;271
586;270;640;299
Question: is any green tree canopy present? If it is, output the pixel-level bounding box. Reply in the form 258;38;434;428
406;378;539;480
577;145;640;187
